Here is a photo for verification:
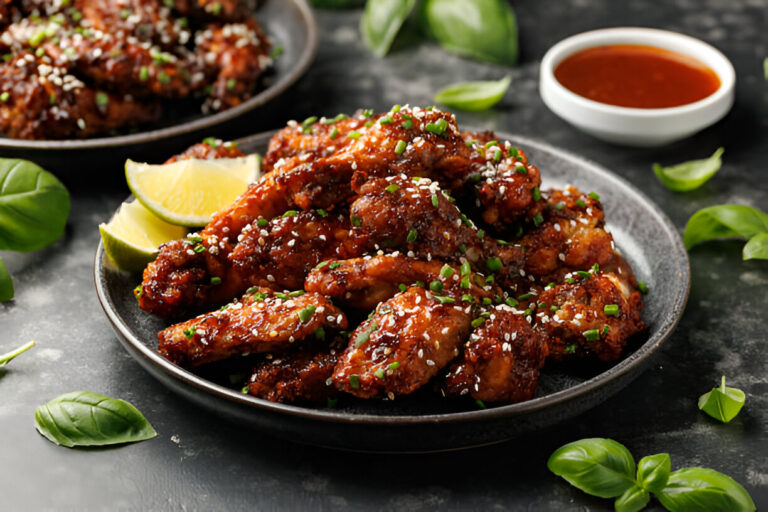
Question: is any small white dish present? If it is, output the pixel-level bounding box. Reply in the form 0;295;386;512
539;27;735;147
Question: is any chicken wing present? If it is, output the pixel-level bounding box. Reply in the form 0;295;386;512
305;253;497;310
246;337;343;404
444;304;549;403
535;272;645;361
164;138;245;163
158;288;347;368
332;286;472;399
519;186;616;284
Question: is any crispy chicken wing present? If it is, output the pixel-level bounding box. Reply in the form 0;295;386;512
305;253;497;310
444;305;548;403
519;186;616;284
165;138;245;163
535;272;645;362
0;53;160;139
158;288;347;368
350;174;524;277
246;338;342;404
332;287;472;399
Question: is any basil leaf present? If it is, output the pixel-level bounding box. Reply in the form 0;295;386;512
311;0;364;8
656;467;756;512
637;453;671;493
653;147;724;192
34;391;157;447
743;233;768;260
434;76;511;111
0;340;34;367
764;57;768;80
0;256;12;302
547;438;637;498
614;485;650;512
360;0;418;57
698;376;745;423
0;158;70;252
683;205;768;250
420;0;518;66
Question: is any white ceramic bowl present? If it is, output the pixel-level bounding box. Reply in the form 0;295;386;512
539;27;735;147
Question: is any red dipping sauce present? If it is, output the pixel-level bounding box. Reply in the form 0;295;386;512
554;44;721;109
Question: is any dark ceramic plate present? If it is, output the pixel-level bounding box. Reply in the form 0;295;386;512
94;131;690;453
0;0;316;152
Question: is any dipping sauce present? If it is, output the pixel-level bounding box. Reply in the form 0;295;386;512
554;44;721;108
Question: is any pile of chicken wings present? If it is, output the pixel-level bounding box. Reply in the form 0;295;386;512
0;0;270;139
136;106;646;408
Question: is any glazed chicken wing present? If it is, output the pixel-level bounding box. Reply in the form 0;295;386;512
165;138;245;163
519;186;616;284
332;287;472;399
246;338;343;404
158;288;347;368
350;174;524;277
535;272;645;361
444;305;549;403
305;253;497;310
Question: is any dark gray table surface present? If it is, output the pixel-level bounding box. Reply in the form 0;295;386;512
2;1;766;510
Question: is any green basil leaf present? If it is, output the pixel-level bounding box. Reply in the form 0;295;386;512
0;340;34;367
311;0;364;8
743;233;768;260
653;147;723;192
614;485;650;512
547;438;637;498
420;0;518;66
697;376;745;423
656;467;756;512
763;57;768;80
683;205;768;250
434;76;511;111
637;453;671;493
0;158;70;252
34;391;157;447
360;0;418;57
0;256;13;302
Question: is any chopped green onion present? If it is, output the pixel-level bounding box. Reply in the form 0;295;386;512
431;194;439;207
297;305;316;322
384;183;400;194
274;292;288;300
301;116;317;133
329;127;339;139
589;192;600;201
638;281;649;294
477;229;485;239
183;327;195;340
379;116;394;125
210;276;222;285
282;210;298;217
406;229;418;242
505;297;519;307
461;294;474;303
439;264;454;278
394;140;407;155
532;187;541;201
349;374;360;389
429;280;444;292
316;209;328;217
433;295;456;304
388;362;400;370
576;199;586;208
518;293;532;301
533;213;544;227
351;215;362;227
583;329;600;342
515;165;528;174
486;257;503;273
315;260;329;269
471;317;485;328
347;131;362;140
398;283;407;292
256;218;268;227
374;368;385;379
458;243;467;253
553;202;565;210
354;322;379;348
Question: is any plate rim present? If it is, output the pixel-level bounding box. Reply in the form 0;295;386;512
94;130;691;427
0;0;318;151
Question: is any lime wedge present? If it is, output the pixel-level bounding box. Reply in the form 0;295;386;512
99;200;187;272
125;154;261;227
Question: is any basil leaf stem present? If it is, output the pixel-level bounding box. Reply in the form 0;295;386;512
434;76;511;111
656;468;756;512
360;0;418;57
0;340;34;367
34;391;157;447
683;205;768;261
547;438;636;498
420;0;518;66
653;147;724;192
0;158;70;252
0;257;13;301
698;376;745;423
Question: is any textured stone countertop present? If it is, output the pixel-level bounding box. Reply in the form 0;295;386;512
1;1;766;510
